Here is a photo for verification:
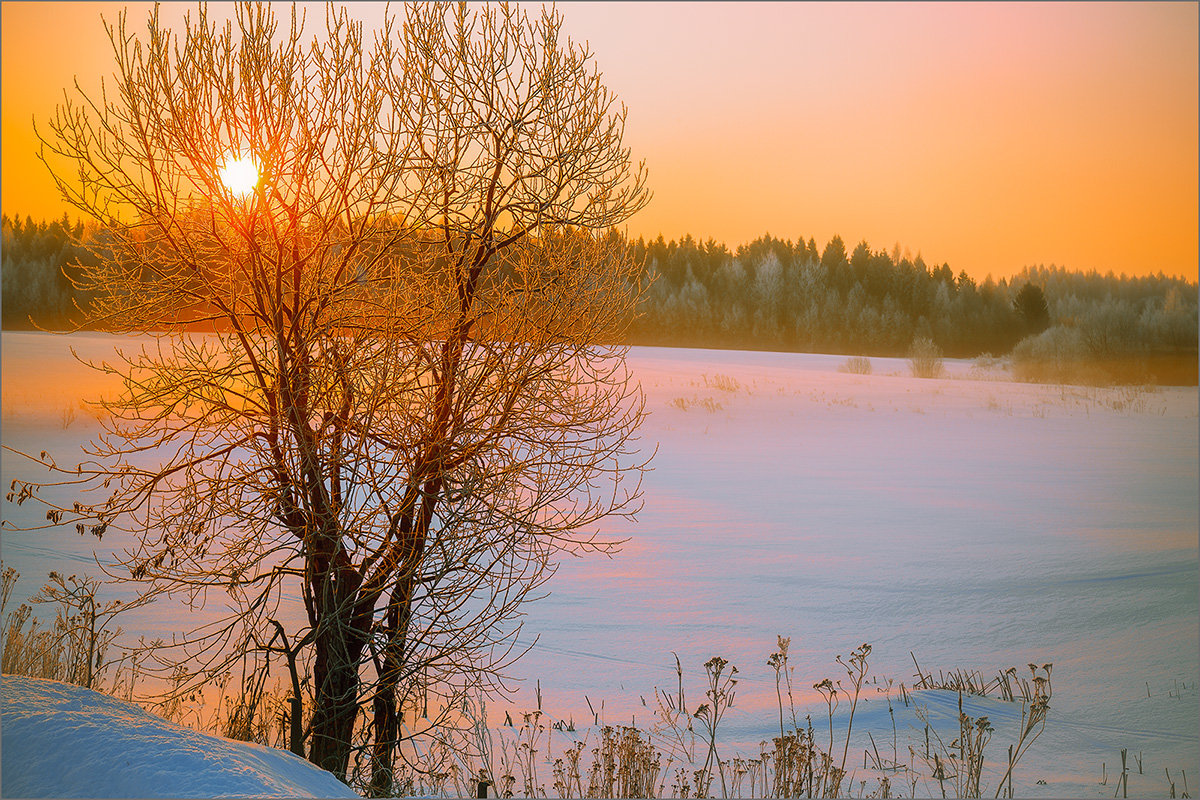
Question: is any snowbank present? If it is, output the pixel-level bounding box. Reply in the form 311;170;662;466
0;675;357;798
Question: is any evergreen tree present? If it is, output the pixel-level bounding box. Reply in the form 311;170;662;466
1013;281;1051;334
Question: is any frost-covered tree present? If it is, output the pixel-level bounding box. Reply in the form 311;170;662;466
11;2;649;790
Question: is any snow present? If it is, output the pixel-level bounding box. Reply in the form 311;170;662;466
0;674;356;798
495;346;1200;796
2;332;1197;797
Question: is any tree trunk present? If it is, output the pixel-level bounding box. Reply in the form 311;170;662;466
367;616;402;798
308;622;366;781
306;549;369;782
367;582;414;797
367;669;401;797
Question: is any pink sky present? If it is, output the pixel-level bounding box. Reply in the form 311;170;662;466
3;1;1196;280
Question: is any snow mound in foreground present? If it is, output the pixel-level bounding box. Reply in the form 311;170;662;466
1;674;357;798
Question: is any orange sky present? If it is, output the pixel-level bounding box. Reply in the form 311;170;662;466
2;1;1196;281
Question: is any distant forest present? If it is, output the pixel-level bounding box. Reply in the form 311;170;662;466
2;215;97;331
630;232;1196;356
4;214;1197;382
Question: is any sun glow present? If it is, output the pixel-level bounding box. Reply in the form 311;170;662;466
218;155;259;197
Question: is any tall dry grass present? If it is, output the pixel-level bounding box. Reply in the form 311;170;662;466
3;566;1058;798
365;638;1055;799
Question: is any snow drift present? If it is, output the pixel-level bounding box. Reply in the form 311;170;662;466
0;674;356;798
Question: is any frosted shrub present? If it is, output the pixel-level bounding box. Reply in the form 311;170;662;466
908;336;944;378
838;356;872;375
1010;325;1089;384
973;352;1000;369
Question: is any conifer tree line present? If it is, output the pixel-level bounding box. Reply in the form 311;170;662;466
629;233;1197;371
1;215;98;329
4;215;1196;378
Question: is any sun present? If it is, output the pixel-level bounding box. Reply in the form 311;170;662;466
218;155;259;197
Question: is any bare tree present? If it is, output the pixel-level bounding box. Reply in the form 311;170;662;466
7;1;650;790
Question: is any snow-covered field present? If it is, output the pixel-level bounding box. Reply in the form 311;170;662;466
2;331;1197;797
1;674;356;798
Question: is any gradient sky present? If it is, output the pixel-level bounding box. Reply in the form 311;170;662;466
2;1;1196;280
